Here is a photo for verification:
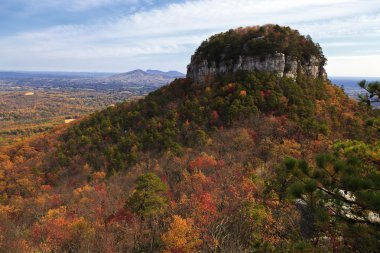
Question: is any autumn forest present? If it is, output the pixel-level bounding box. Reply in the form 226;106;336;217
0;25;379;253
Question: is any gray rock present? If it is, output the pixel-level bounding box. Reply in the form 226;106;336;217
187;53;326;84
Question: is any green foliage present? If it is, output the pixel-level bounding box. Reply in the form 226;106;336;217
278;140;380;251
359;79;380;106
193;24;326;67
56;70;368;174
125;172;169;218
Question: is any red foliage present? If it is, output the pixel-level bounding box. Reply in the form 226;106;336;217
191;192;217;227
260;90;271;98
247;129;257;141
41;184;52;191
32;217;71;246
189;154;218;172
105;208;134;224
211;111;219;121
51;194;63;206
161;175;168;183
209;111;220;127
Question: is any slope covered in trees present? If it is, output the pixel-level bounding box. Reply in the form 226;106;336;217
0;25;379;252
191;24;326;66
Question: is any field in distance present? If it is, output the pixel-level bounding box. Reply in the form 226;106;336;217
0;69;184;145
0;90;141;145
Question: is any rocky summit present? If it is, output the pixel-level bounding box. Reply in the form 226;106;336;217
187;24;327;83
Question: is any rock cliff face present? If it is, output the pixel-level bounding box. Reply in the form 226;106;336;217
187;53;326;84
186;25;327;84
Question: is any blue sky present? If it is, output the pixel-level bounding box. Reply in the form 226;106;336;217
0;0;379;77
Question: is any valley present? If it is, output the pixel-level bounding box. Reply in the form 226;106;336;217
0;70;184;145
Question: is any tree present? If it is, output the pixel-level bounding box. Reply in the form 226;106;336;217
281;141;380;251
285;141;380;226
358;80;380;106
161;215;202;253
126;172;169;218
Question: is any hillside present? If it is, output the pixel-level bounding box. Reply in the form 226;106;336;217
0;25;379;253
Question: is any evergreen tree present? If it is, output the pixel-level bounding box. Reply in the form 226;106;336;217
126;172;169;218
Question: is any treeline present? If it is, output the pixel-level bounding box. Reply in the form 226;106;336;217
193;25;326;66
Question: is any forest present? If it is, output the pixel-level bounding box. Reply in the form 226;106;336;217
0;25;379;253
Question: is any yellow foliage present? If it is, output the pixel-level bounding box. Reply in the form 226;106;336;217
277;139;302;159
43;206;67;221
73;184;93;196
83;163;92;175
79;197;92;204
162;215;202;253
35;194;49;206
283;139;301;157
69;217;95;240
16;178;35;193
0;204;18;217
92;171;106;181
0;181;6;192
233;129;254;148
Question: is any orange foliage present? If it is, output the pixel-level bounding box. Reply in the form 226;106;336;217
240;90;247;97
189;153;218;172
162;215;202;253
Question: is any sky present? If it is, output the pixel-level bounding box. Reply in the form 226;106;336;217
0;0;379;77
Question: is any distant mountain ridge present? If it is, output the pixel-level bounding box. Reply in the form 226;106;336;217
0;69;185;91
145;69;185;78
108;69;185;87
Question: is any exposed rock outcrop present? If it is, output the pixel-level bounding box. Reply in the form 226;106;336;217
186;25;327;84
187;53;326;84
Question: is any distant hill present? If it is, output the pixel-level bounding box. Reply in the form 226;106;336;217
146;69;185;78
0;69;185;91
0;71;113;79
109;69;184;87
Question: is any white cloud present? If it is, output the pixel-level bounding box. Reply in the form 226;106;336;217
0;0;380;75
326;55;380;77
27;0;142;11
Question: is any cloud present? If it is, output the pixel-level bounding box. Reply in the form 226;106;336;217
327;55;380;77
0;0;379;74
26;0;143;11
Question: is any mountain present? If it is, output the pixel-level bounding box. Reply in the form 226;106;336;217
0;70;183;92
187;25;326;83
146;69;185;78
0;25;379;253
108;69;184;87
